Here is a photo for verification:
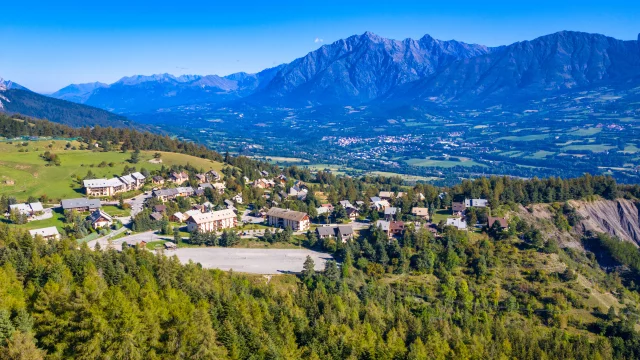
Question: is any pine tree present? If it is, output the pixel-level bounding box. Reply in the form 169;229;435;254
302;256;315;281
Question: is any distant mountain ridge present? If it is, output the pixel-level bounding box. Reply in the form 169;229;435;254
46;30;640;112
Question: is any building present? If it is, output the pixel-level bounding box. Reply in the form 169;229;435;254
169;171;189;185
289;185;308;199
252;178;275;189
61;198;101;212
186;209;237;233
194;174;207;184
316;225;354;242
488;216;508;229
266;208;310;231
384;207;398;221
375;220;405;237
206;170;221;182
9;202;44;217
339;200;354;209
446;217;468;230
411;207;430;220
170;212;186;223
83;173;146;197
89;209;113;229
150;212;163;221
452;201;466;214
153;187;194;202
232;193;243;204
465;198;488;208
29;227;60;241
346;207;359;221
379;191;394;200
152;176;165;185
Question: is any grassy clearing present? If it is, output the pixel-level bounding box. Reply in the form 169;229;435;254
101;205;131;218
496;134;549;142
0;141;224;201
569;127;602;136
365;171;439;182
431;209;452;224
406;157;486;168
526;150;555;159
562;144;616;153
5;208;67;233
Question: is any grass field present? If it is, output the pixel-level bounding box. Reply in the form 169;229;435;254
101;205;131;218
0;140;225;201
569;127;602;136
365;171;439;182
496;134;549;142
406;157;486;168
526;150;555;159
5;208;67;233
562;144;616;153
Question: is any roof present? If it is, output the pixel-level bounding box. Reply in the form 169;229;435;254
211;183;226;190
488;216;508;228
316;225;354;237
411;207;430;216
152;175;164;181
83;178;123;188
150;212;163;221
337;225;353;237
224;199;234;207
339;200;353;208
131;172;145;180
153;205;167;212
61;198;101;210
384;207;398;215
153;188;178;197
185;209;202;218
172;212;185;219
379;191;394;198
10;202;43;214
390;221;405;231
119;174;135;185
266;207;308;222
176;187;195;194
376;220;390;232
316;226;335;237
370;196;381;203
29;226;59;238
446;217;467;229
89;209;113;223
187;209;236;224
346;207;359;215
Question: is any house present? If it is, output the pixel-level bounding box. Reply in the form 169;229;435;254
488;216;508;229
465;198;488;208
260;170;269;177
169;171;189;185
370;196;382;203
89;209;113;229
232;193;243;204
170;212;186;223
379;191;394;200
252;178;275;189
83;172;146;197
289;185;308;199
266;208;310;231
153;205;167;213
371;199;391;211
384;207;398;221
411;207;430;220
339;200;354;209
206;170;221;182
375;220;390;235
446;217;467;230
9;202;44;217
211;182;226;194
152;176;165;185
346;207;359;221
153;187;194;202
61;198;101;212
277;174;287;184
29;227;60;241
150;212;163;221
355;201;365;207
389;221;405;236
184;209;202;218
194;174;207;184
224;199;235;208
452;201;466;215
186;209;237;233
316;225;354;242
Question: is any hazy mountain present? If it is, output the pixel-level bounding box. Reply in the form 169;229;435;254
50;82;108;103
386;31;640;106
52;66;285;113
0;78;30;91
47;31;640;113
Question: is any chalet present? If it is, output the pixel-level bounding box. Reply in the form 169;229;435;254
9;202;44;217
252;178;275;189
339;200;354;209
89;209;113;229
83;172;146;197
29;227;60;241
211;182;226;194
194;174;207;184
451;201;466;215
316;205;332;216
186;209;237;233
346;207;359;221
411;207;430;220
316;225;354;242
488;216;509;229
169;171;189;185
370;196;382;203
266;208;310;231
170;212;186;223
379;191;394;200
206;170;221;182
375;220;390;235
371;199;391;211
153;187;194;202
152;176;165;185
150;212;163;221
153;205;167;213
232;193;243;204
446;217;467;230
389;221;405;236
61;198;101;212
289;185;308;199
384;207;398;221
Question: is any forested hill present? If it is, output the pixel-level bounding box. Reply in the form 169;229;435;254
0;89;133;128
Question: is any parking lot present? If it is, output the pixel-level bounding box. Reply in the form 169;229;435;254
172;247;332;274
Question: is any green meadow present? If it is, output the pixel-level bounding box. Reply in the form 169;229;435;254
0;140;225;202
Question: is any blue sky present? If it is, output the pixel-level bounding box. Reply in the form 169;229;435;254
1;0;638;93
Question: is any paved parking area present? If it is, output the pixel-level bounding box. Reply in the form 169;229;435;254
171;247;332;274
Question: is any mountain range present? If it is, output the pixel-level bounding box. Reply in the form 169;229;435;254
42;30;640;114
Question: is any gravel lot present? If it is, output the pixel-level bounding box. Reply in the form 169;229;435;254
172;247;333;274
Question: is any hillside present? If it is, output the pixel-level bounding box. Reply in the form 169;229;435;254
0;88;133;128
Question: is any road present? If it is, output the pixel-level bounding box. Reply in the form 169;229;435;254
171;247;332;274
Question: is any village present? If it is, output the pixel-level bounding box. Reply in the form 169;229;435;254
4;160;510;265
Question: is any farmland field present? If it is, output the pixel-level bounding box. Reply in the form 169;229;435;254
406;157;486;168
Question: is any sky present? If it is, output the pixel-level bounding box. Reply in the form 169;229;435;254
1;0;639;93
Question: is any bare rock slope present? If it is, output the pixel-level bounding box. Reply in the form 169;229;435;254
570;199;640;246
